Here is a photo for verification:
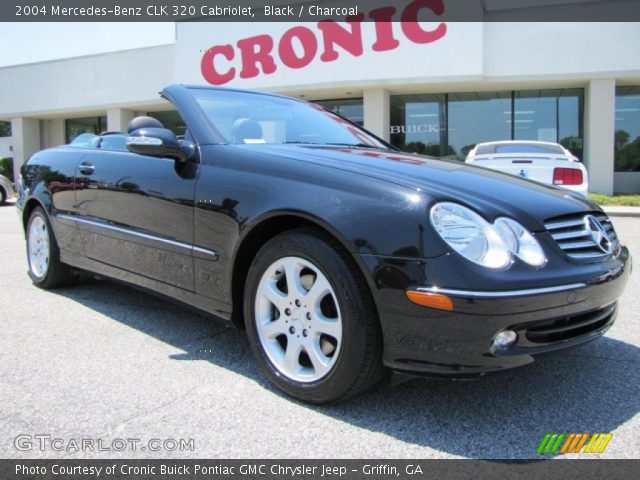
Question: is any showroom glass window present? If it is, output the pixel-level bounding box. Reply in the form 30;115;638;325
615;86;640;172
389;89;584;161
447;91;512;160
0;121;12;182
390;94;446;156
0;121;11;137
313;98;364;126
65;116;107;143
514;89;583;159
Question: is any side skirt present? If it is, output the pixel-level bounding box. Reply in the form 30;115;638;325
60;250;234;323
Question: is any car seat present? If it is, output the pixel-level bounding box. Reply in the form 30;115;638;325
233;118;263;143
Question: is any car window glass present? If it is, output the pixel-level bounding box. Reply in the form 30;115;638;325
190;89;386;148
68;133;100;149
179;129;194;144
478;144;565;155
99;135;128;151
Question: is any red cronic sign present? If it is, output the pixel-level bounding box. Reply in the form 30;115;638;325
200;0;448;85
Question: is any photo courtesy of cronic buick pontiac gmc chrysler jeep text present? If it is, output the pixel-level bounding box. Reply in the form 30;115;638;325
17;85;631;403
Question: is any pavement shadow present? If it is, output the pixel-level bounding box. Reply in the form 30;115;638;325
53;279;640;459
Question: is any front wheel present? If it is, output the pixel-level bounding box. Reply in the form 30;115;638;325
26;207;75;288
244;230;385;403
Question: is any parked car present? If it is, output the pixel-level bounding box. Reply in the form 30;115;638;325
17;85;630;403
465;140;589;197
0;173;16;204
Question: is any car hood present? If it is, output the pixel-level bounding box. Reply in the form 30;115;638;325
235;144;598;230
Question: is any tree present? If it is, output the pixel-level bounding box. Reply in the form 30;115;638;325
615;129;630;151
560;136;583;161
0;157;13;182
616;133;640;172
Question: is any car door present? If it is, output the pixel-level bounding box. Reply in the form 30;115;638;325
73;136;198;291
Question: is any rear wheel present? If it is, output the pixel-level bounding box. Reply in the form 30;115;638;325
0;187;6;205
244;230;385;403
26;207;75;288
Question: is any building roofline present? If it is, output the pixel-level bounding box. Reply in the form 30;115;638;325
0;43;175;71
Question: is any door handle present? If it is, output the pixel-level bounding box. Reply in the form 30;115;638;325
77;162;95;176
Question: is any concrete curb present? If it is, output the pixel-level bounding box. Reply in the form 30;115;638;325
602;206;640;218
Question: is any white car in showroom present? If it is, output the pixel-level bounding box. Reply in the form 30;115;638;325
465;141;589;197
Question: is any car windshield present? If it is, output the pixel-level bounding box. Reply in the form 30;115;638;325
190;88;387;148
477;143;565;155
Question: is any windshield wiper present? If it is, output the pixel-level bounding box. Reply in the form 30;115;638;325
322;142;387;150
283;141;391;150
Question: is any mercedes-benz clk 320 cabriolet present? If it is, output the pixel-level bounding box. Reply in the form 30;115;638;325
17;85;630;403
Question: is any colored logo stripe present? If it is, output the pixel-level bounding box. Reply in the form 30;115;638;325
584;433;613;453
538;433;612;455
537;433;566;454
560;433;589;453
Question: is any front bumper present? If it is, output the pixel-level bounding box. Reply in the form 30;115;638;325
361;246;631;377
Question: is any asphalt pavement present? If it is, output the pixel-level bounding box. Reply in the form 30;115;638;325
1;202;638;459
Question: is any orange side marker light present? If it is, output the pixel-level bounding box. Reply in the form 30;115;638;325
406;291;454;311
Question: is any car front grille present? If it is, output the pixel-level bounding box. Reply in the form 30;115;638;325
525;303;616;344
544;212;619;260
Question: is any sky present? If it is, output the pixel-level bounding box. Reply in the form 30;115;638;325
0;23;175;67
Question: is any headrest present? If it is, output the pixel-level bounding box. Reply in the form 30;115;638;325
127;116;164;133
233;118;263;142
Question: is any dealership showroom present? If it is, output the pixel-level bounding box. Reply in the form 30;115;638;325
0;21;639;194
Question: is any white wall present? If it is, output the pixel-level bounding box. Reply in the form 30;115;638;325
584;79;616;195
0;137;12;158
0;45;175;118
41;119;65;149
178;22;640;90
176;22;485;91
10;118;40;180
363;88;390;141
614;172;640;193
107;108;136;132
483;23;640;82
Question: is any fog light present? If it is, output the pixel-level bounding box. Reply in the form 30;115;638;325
493;330;518;351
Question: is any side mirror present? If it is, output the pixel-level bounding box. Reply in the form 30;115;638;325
126;127;192;163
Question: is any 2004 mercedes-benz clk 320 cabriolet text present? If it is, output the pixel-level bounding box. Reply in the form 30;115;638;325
17;85;631;403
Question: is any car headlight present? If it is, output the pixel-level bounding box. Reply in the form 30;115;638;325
430;202;512;269
494;217;547;267
430;202;547;269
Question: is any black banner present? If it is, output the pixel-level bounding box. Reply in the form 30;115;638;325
2;459;639;480
4;0;640;22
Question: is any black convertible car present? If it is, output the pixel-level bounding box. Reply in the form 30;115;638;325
17;85;630;403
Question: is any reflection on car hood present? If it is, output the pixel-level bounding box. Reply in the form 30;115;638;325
237;144;598;229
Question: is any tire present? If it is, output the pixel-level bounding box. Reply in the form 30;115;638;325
26;207;75;288
244;229;385;403
0;187;6;205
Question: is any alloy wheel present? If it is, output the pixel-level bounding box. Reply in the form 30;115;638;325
255;256;343;383
28;215;50;279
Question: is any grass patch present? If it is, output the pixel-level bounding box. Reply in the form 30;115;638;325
589;193;640;207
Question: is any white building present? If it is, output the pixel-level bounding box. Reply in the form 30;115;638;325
1;17;639;193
